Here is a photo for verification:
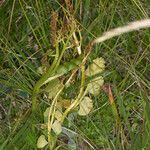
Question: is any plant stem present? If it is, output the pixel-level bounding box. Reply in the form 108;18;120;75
61;65;85;123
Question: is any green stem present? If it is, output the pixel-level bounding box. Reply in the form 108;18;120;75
32;44;60;113
61;65;85;123
32;58;58;112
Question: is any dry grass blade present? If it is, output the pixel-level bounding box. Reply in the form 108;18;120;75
94;19;150;43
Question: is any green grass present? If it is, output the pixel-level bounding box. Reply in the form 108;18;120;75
0;0;150;149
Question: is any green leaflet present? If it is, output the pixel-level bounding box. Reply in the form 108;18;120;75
37;135;48;149
42;57;82;86
45;78;63;99
78;96;93;116
56;57;82;75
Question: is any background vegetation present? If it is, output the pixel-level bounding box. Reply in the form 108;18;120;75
0;0;149;149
